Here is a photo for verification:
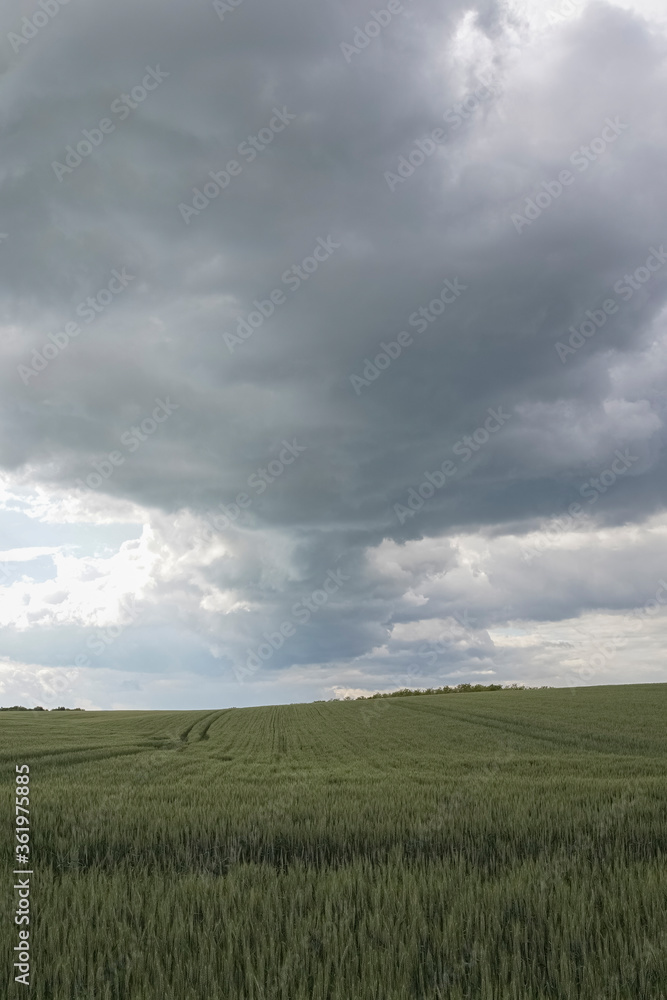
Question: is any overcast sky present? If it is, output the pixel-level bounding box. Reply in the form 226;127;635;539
1;0;666;709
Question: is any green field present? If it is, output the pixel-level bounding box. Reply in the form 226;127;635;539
2;685;666;999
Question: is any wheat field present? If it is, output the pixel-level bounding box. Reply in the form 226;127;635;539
2;684;666;999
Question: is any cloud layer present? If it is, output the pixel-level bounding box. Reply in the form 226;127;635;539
1;0;666;707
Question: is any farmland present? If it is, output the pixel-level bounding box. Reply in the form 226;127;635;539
2;684;666;999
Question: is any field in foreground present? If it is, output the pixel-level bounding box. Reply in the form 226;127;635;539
2;685;666;999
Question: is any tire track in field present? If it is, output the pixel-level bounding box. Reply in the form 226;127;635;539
197;710;228;741
270;706;288;755
288;704;346;761
178;710;217;744
311;704;371;761
204;708;259;757
203;708;236;744
393;698;647;754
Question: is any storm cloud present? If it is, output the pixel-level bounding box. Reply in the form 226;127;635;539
0;0;666;708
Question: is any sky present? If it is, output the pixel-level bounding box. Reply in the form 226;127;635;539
1;0;667;709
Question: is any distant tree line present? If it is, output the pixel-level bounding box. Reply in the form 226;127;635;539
0;705;85;711
344;682;552;701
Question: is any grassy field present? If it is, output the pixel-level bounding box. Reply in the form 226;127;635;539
2;684;666;999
